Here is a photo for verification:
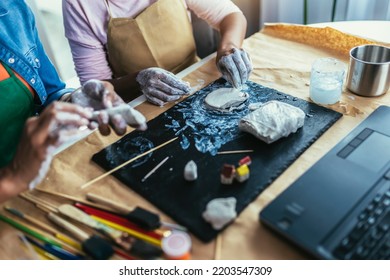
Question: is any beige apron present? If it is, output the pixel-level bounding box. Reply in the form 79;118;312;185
105;0;198;77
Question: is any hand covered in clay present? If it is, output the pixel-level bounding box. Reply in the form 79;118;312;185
71;79;147;135
4;102;93;197
136;67;191;106
217;47;253;89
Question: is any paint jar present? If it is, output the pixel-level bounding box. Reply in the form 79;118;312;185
161;231;192;260
310;57;346;105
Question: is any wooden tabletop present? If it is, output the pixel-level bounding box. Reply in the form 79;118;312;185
1;21;389;260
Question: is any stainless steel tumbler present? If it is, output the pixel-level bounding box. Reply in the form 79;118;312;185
346;45;390;97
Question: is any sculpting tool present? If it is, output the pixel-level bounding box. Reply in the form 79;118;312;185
57;204;162;259
47;212;114;259
217;149;254;155
4;206;82;252
141;156;170;182
74;203;164;240
80;137;178;189
86;192;161;230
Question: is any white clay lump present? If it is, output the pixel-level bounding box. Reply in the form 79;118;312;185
204;88;249;112
239;100;305;144
202;197;237;230
184;160;197;181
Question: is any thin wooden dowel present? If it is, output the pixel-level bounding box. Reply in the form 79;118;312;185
80;137;178;189
217;149;254;155
141;156;170;182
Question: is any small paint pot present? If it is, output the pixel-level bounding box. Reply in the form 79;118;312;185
161;231;192;260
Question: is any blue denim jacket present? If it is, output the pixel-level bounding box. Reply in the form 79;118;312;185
0;0;72;107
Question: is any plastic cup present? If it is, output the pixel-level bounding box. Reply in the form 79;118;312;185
309;57;346;105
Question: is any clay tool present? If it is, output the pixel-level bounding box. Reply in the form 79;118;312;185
4;206;82;252
47;212;114;259
86;192;161;230
141;156;170;182
24;235;83;260
217;149;254;155
80;137;178;189
75;203;164;240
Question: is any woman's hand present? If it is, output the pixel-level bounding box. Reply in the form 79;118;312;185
71;79;147;135
136;67;191;106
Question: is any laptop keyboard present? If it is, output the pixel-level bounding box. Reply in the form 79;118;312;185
333;185;390;259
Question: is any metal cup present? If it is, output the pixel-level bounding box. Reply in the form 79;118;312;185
346;45;390;97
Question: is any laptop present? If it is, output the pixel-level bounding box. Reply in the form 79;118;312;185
260;105;390;260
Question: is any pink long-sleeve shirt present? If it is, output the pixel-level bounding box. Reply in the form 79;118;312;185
63;0;241;84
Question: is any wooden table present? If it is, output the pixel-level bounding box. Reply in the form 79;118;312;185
1;21;389;260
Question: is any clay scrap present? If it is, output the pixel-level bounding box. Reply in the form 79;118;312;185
239;100;305;144
184;160;197;181
202;197;237;230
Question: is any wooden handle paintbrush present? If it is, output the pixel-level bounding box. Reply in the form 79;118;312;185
86;193;161;230
47;212;113;260
58;204;162;259
4;206;82;253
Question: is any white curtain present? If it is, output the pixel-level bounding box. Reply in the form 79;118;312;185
261;0;390;26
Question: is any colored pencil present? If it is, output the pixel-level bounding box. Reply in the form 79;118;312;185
80;137;178;189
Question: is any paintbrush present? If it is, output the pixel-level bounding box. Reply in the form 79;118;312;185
58;204;163;259
4;206;82;252
74;203;164;240
47;212;114;259
23;235;83;260
86;192;161;230
0;213;76;253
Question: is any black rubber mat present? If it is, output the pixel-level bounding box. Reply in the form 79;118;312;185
92;79;342;242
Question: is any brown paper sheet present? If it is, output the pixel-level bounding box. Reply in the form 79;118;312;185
1;23;389;260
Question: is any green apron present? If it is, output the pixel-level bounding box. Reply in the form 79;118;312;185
0;62;34;167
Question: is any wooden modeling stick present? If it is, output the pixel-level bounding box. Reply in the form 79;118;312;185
47;212;114;259
86;193;161;231
80;137;178;189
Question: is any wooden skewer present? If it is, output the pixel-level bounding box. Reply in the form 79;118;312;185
80;137;178;189
217;149;254;155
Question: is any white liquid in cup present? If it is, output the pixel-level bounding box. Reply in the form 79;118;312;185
310;76;343;105
309;58;346;105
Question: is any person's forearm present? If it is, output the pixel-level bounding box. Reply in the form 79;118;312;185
105;73;142;103
217;12;247;60
0;167;27;203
